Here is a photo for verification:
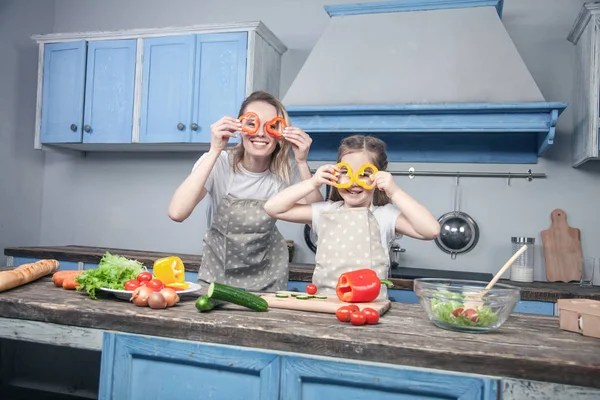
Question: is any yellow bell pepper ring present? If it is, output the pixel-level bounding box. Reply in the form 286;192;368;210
153;256;185;285
331;162;354;189
356;164;378;190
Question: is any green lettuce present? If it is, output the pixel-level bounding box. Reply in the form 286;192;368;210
431;291;499;327
75;252;146;299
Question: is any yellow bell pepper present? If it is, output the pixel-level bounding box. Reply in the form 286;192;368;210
153;256;185;285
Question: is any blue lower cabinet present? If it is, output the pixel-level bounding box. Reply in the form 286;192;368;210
281;356;498;400
513;300;554;316
100;333;498;400
388;288;419;304
99;333;280;400
12;257;79;271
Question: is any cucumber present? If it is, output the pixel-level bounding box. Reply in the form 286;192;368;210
315;295;327;299
195;295;224;312
275;293;289;298
291;293;302;297
296;295;310;300
207;282;269;312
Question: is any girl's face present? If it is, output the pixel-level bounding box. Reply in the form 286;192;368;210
337;151;376;208
240;100;280;158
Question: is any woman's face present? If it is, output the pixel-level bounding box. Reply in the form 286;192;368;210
240;100;280;158
337;151;376;208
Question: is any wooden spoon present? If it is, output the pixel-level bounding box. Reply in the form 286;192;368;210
463;245;528;310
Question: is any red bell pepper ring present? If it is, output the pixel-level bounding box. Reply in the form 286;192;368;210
266;117;286;137
239;112;259;134
336;269;393;303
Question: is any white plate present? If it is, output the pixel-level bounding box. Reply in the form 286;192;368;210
99;282;202;300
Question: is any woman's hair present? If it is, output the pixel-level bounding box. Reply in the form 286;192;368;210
329;135;390;206
229;91;293;184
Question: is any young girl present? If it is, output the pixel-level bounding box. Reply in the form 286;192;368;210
264;135;440;298
168;91;322;291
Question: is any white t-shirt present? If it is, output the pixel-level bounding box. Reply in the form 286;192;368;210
192;151;297;228
311;201;402;260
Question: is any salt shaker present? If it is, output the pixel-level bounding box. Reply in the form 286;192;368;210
510;237;535;283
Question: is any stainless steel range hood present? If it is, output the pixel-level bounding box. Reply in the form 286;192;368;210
283;0;567;164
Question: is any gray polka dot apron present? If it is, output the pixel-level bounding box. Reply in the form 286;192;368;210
198;171;289;291
313;207;390;300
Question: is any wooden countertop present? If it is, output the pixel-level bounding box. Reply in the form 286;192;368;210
0;277;598;389
5;245;600;302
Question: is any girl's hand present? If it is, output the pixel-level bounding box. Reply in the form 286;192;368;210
284;126;312;163
209;116;240;152
373;171;400;198
310;164;338;189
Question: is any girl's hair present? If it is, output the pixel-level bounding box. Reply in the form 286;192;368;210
229;91;293;184
329;135;390;206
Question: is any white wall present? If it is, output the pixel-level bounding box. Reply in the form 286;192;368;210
0;0;54;265
8;0;600;281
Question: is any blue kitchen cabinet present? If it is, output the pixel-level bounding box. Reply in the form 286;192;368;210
99;332;497;399
82;40;137;144
140;32;247;144
281;356;498;400
40;39;137;144
99;332;280;400
40;41;87;143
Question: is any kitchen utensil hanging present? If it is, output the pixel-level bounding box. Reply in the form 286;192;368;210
434;176;480;259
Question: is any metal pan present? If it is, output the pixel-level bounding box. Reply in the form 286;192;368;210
434;177;480;259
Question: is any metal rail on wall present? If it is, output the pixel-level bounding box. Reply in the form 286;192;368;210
310;167;546;198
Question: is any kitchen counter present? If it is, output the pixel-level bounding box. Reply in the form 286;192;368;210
5;245;600;303
0;276;598;390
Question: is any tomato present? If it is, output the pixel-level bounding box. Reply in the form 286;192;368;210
463;309;479;323
350;311;367;326
306;284;317;295
124;279;140;291
137;272;153;283
451;307;464;318
146;279;164;292
361;307;380;325
336;306;354;322
346;304;359;313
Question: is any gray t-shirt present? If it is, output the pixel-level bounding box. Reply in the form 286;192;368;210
192;150;297;228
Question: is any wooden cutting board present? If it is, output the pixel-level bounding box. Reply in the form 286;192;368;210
260;291;392;315
541;209;582;283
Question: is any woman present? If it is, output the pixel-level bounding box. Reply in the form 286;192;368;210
168;91;321;291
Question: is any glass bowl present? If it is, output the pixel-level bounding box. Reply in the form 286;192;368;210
413;278;521;333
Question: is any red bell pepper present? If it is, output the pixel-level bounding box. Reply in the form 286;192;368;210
336;269;393;303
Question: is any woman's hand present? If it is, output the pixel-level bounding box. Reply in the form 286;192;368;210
310;164;338;189
284;126;312;163
209;116;240;152
373;171;400;198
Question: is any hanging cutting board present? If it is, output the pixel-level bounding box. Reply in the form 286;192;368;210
541;209;582;283
260;291;392;316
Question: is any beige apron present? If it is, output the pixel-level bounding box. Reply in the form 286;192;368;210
312;207;390;300
198;170;289;291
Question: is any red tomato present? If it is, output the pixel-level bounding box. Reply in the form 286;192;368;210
451;307;464;318
146;279;164;292
306;284;317;295
361;307;380;325
350;311;367;326
124;279;140;291
346;304;359;313
137;272;153;283
463;309;479;323
336;306;354;322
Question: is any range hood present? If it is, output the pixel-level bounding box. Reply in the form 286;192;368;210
283;0;567;164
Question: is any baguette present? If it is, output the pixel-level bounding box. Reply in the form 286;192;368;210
0;259;60;292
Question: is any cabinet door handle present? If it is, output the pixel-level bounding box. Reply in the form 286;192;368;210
70;124;78;132
191;123;198;131
177;123;185;131
84;125;92;133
